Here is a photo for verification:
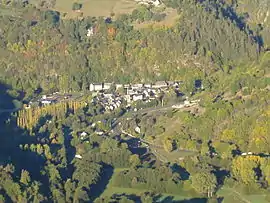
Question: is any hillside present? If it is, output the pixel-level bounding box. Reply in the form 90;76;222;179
0;0;269;202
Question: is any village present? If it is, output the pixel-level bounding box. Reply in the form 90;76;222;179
30;80;203;112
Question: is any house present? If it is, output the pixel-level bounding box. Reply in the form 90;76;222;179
132;84;143;89
152;81;168;89
96;131;104;135
87;27;94;37
184;100;190;105
116;84;123;90
127;88;136;95
133;94;143;101
103;83;112;90
143;90;149;97
152;0;160;6
41;98;56;105
124;95;131;103
95;84;103;91
104;93;113;98
172;104;185;109
91;123;96;127
90;83;103;91
80;132;87;137
144;84;152;88
135;126;141;134
75;154;82;159
190;99;200;104
124;84;130;88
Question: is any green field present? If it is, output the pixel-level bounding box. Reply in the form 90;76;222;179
150;144;197;163
54;0;138;18
217;186;268;203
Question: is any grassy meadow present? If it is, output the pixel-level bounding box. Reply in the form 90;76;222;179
54;0;138;18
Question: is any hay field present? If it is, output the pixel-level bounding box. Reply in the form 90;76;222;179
54;0;138;18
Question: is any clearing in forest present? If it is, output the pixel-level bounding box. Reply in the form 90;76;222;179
54;0;138;18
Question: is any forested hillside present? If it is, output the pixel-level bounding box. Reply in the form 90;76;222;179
0;0;265;99
0;0;270;202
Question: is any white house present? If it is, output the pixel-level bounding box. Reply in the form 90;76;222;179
127;89;136;95
184;100;191;106
75;154;82;159
172;104;185;109
152;81;167;89
90;83;103;91
135;126;141;134
124;84;130;88
133;94;143;101
80;132;87;140
116;84;123;90
87;27;94;37
144;84;152;88
153;0;160;6
103;83;112;90
96;131;104;135
41;100;52;105
81;132;87;136
124;95;131;103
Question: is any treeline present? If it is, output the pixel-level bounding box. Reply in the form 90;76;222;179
17;101;85;130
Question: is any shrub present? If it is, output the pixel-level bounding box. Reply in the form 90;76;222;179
72;2;82;11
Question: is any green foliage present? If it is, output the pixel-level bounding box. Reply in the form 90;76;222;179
191;172;217;196
72;2;82;11
73;161;102;188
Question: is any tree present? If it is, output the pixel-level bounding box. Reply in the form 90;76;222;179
191;172;217;197
20;170;31;185
72;2;82;11
163;138;174;152
231;156;260;185
72;161;102;188
64;179;76;202
129;154;141;168
43;10;60;26
73;187;89;203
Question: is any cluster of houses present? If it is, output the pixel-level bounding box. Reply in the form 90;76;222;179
26;80;202;112
89;81;183;111
91;93;124;112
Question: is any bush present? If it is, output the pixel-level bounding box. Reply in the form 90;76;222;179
72;2;82;11
152;13;166;22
